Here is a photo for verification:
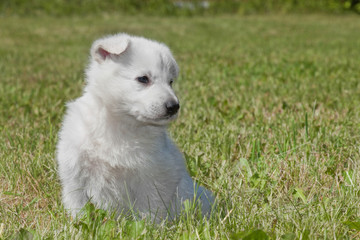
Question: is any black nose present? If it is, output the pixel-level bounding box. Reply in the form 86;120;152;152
165;100;180;116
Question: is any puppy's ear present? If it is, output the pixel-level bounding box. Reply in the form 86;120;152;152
91;35;130;63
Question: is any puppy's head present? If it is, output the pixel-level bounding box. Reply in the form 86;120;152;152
86;33;180;126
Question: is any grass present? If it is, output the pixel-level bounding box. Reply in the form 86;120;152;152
1;13;360;239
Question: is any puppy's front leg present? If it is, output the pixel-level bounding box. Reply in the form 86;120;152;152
61;180;89;217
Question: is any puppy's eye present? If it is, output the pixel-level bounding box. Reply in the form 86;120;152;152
136;76;150;84
169;80;174;86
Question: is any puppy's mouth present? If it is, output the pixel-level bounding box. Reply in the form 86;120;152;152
137;113;178;126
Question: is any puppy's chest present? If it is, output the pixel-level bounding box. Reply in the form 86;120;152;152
83;136;174;169
80;140;182;205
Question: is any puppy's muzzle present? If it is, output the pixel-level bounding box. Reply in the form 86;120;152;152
165;100;180;116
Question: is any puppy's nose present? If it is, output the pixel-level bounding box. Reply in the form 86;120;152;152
165;100;180;116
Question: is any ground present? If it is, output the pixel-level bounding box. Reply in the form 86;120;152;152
0;14;360;239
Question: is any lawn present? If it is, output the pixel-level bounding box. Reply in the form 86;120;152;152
1;13;360;239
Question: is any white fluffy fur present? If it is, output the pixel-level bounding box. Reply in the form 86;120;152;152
56;33;214;220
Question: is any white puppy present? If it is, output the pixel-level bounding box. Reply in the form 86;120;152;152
57;33;214;220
